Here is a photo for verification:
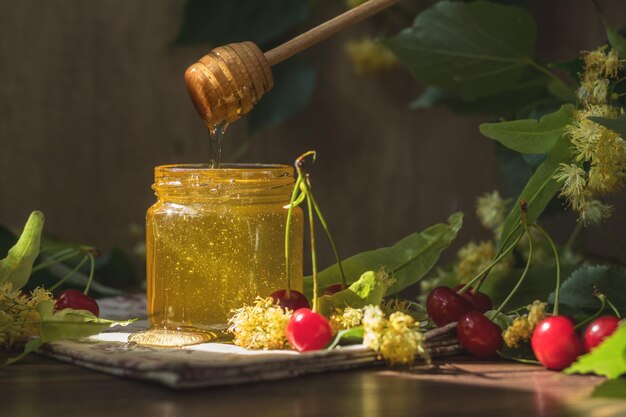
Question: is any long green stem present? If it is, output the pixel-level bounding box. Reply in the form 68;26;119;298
458;233;523;294
48;256;89;292
307;188;347;287
284;175;303;297
84;253;96;295
304;178;318;312
494;226;533;316
575;294;607;330
607;298;621;318
32;249;81;272
531;224;561;316
564;221;584;252
474;223;523;291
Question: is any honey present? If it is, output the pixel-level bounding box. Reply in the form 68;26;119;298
132;163;303;346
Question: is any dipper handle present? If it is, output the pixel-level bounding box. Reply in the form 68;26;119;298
264;0;400;66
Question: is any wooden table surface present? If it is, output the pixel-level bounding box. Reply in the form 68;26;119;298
2;353;625;417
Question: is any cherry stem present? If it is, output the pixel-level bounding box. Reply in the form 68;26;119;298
284;175;304;298
493;225;533;316
303;177;319;312
48;255;89;292
575;294;607;330
83;253;96;295
475;223;523;291
530;224;561;316
458;232;523;295
32;249;82;273
607;298;622;318
306;188;347;288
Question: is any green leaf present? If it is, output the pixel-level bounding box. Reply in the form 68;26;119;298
604;22;626;59
326;327;364;350
589;114;626;138
411;76;550;117
565;322;626;379
248;58;315;132
499;136;572;243
317;271;385;317
481;263;579;310
35;300;134;342
175;0;309;47
304;213;463;298
592;379;626;399
7;300;135;364
479;104;574;154
0;211;44;289
548;265;626;315
385;1;536;99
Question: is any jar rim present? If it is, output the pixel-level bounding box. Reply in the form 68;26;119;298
155;163;293;180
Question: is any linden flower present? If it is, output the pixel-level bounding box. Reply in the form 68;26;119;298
578;47;621;104
554;164;587;211
0;282;53;348
476;190;510;237
455;241;511;282
579;199;614;226
329;306;364;332
362;305;429;366
227;297;292;350
502;301;546;349
346;39;398;75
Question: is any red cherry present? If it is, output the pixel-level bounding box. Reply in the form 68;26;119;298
55;289;100;317
584;316;620;352
269;289;310;311
457;311;503;358
454;284;493;314
286;308;333;352
531;316;584;370
322;284;348;296
426;286;473;326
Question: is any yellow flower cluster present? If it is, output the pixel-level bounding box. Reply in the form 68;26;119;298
555;47;626;225
346;39;398;75
502;301;546;348
0;282;52;348
577;47;620;104
362;305;429;366
227;297;292;350
476;191;510;238
455;241;512;282
329;306;364;332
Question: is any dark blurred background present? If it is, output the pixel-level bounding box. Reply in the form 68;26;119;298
1;0;624;276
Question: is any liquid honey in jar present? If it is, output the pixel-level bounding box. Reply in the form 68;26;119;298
130;163;303;347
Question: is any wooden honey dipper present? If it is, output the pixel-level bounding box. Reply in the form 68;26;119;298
185;0;400;127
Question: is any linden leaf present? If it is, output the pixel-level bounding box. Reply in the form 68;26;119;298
604;21;626;59
479;104;574;154
498;136;572;243
7;300;136;364
385;1;536;99
304;213;463;298
589;114;626;139
317;271;385;317
548;265;626;315
326;327;364;350
565;322;626;379
0;211;44;290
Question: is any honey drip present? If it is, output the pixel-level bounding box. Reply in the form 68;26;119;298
208;121;228;168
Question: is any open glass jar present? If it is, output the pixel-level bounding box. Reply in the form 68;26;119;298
130;164;303;347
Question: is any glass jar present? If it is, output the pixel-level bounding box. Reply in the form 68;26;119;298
132;163;303;346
